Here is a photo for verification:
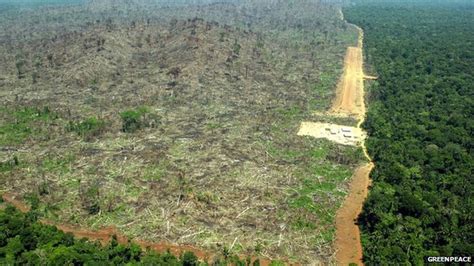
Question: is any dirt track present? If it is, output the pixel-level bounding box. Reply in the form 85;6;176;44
332;20;373;266
330;46;365;117
334;162;373;265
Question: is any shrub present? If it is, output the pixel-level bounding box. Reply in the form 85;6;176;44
181;251;198;266
0;156;19;172
79;182;101;215
120;107;149;133
67;117;106;139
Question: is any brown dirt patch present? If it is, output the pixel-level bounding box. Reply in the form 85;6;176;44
330;46;364;117
2;192;31;213
334;163;373;265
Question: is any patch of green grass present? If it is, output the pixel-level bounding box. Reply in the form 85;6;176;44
206;122;222;130
309;71;340;111
268;139;352;238
321;226;335;243
0;123;31;146
311;164;351;183
0;106;57;146
266;143;304;161
291;217;317;231
142;164;166;181
265;140;328;162
196;191;219;204
124;184;142;198
12;106;56;122
309;147;328;159
269;260;285;266
276;106;303;120
0;156;20;172
269;105;308;140
67;117;106;139
288;193;316;212
60;177;81;190
42;154;75;174
288;169;348;228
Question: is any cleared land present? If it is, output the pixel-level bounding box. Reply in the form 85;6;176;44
297;122;365;146
0;1;361;264
330;46;364;117
296;10;373;263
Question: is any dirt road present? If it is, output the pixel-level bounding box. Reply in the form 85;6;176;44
330;46;365;117
333;21;374;266
334;162;373;265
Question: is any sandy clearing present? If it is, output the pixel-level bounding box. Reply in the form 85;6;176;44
297;122;365;146
330;46;364;117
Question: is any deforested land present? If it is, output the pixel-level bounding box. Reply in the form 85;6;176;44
0;0;366;264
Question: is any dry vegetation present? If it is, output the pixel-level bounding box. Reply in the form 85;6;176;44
0;0;362;263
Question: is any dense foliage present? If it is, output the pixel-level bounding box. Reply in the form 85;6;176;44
345;2;473;264
0;204;262;265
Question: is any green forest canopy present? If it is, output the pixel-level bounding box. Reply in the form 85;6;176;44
345;2;473;264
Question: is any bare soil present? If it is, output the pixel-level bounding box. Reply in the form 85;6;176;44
330;46;364;117
297;122;365;146
334;163;373;265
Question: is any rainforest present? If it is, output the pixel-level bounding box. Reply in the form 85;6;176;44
345;1;473;264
